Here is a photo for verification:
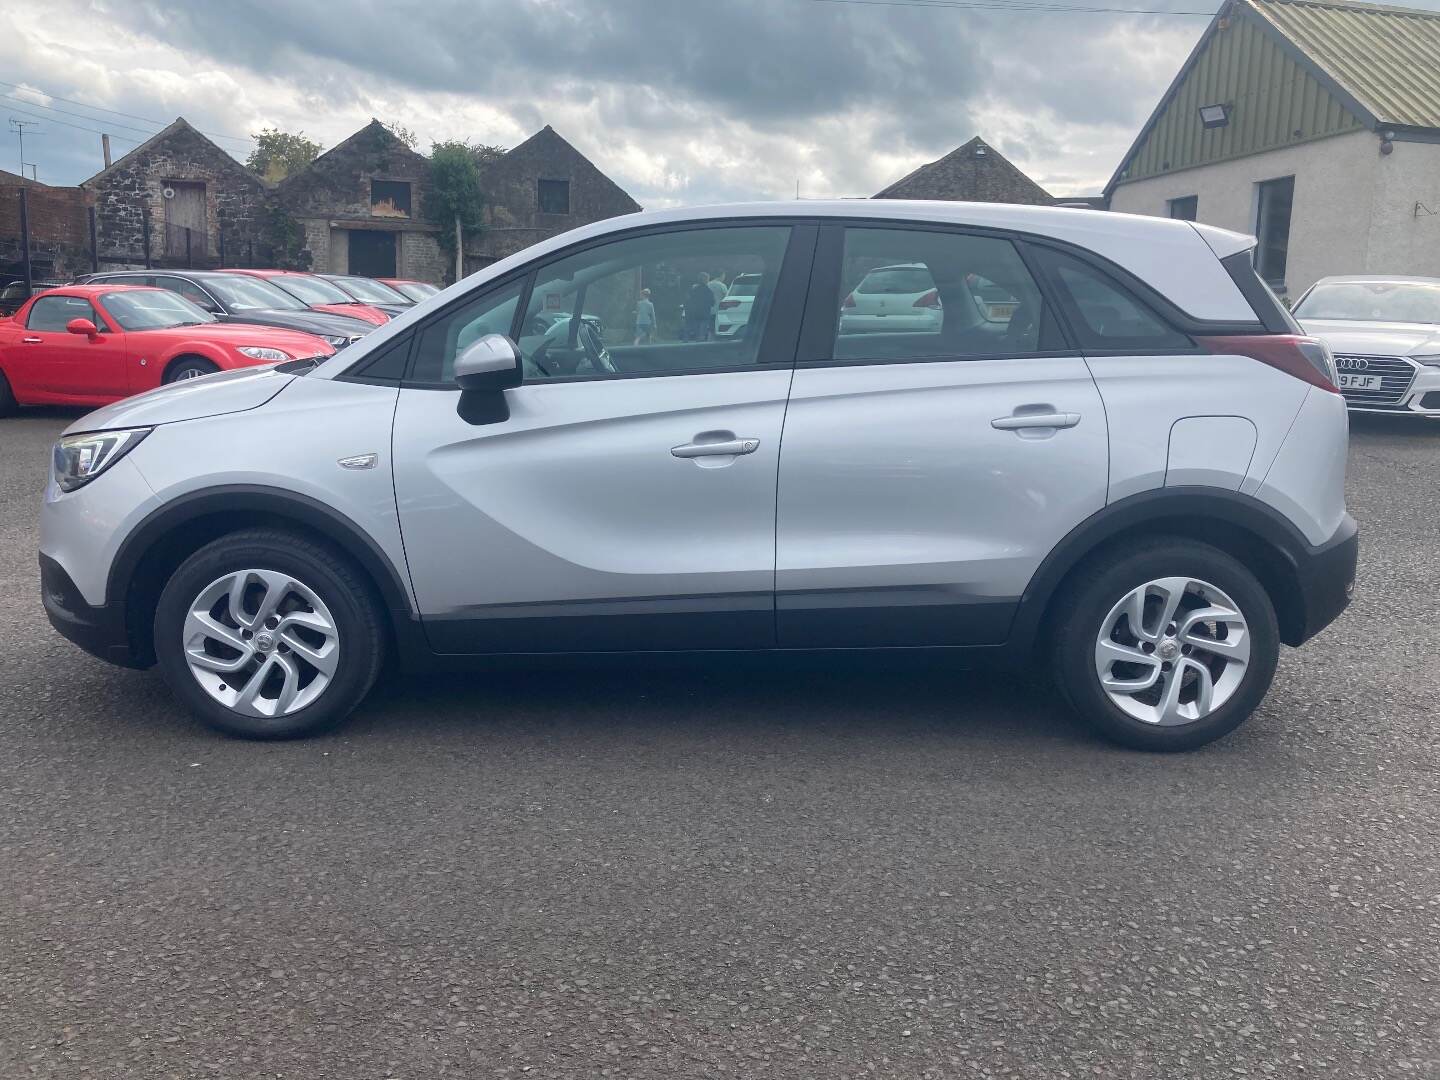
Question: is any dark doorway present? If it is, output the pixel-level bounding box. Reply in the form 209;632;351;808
349;230;397;277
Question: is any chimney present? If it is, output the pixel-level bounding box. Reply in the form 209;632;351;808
101;133;112;169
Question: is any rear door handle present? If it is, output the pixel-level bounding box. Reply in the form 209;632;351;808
991;412;1081;430
22;337;42;344
671;438;761;458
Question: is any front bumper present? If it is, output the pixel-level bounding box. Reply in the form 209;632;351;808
1343;360;1440;416
40;553;149;668
1287;514;1359;645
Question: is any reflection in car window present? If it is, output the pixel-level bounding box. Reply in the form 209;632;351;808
833;228;1058;361
100;290;217;331
410;281;524;384
266;274;353;305
1293;281;1440;325
332;276;409;305
517;226;791;381
26;296;101;332
1036;249;1191;351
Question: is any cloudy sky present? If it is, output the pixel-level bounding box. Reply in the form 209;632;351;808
3;0;1249;203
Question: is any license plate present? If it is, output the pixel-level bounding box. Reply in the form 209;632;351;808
1338;374;1381;390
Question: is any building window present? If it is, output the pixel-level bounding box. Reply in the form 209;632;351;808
538;178;570;214
371;180;412;218
1254;176;1294;289
1167;195;1198;221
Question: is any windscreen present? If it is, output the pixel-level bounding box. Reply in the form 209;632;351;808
269;274;353;305
102;290;216;330
1294;280;1440;325
205;275;307;312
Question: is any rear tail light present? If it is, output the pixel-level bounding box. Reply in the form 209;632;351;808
842;293;856;309
718;299;740;310
913;289;942;309
1196;334;1339;393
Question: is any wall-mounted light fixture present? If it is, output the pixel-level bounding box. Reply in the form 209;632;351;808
1380;129;1395;155
1198;103;1231;129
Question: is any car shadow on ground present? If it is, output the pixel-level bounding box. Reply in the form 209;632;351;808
1348;412;1440;438
349;652;1094;750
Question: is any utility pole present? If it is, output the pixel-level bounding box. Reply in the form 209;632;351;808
455;214;463;282
8;118;39;184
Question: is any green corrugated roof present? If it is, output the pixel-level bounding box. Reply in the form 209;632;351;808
1250;0;1440;129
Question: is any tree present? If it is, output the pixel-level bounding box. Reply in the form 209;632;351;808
426;140;491;278
246;128;323;182
382;121;419;149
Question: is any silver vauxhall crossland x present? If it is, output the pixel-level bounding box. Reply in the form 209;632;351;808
37;201;1358;750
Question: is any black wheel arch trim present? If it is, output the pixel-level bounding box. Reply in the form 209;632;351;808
1007;486;1355;652
108;484;416;619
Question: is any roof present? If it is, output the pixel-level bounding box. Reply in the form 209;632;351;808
81;117;264;189
1249;0;1440;129
38;284;156;296
874;137;1053;205
1109;0;1440;193
307;202;1257;381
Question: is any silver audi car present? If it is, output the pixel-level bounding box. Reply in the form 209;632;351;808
1292;275;1440;416
37;202;1358;751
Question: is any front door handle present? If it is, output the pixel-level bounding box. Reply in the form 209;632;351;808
991;412;1081;431
671;437;761;458
22;336;42;344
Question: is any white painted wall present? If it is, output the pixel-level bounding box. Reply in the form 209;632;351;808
1108;130;1440;297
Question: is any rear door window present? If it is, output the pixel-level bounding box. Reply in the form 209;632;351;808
829;227;1063;361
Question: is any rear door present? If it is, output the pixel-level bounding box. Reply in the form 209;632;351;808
9;294;129;403
391;221;813;653
775;223;1109;647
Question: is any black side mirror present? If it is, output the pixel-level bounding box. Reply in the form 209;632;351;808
454;333;522;425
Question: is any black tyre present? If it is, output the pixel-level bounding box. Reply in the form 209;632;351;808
153;528;385;739
164;357;219;383
0;369;16;417
1051;538;1280;752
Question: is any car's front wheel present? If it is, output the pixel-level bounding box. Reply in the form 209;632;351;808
153;529;385;738
1052;538;1280;751
164;357;220;383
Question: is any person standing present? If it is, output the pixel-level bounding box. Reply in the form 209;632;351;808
706;273;728;340
685;273;716;342
634;288;656;345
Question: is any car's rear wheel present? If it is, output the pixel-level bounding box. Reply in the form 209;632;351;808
153;529;385;738
1052;538;1279;751
0;370;16;416
164;357;219;383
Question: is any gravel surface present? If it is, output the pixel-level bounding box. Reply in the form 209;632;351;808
1;408;1437;1079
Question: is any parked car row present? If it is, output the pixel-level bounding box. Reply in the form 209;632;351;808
0;269;442;413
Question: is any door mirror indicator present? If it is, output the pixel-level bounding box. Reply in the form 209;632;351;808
66;318;100;339
454;333;522;426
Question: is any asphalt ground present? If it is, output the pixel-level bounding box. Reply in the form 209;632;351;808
1;408;1437;1079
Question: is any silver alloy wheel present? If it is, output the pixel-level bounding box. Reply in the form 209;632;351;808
182;569;340;718
1093;576;1251;726
175;367;207;380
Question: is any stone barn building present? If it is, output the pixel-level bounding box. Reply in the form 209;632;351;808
464;125;642;273
277;119;447;283
82;118;268;269
874;136;1054;205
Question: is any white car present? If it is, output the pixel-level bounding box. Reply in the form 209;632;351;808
38;200;1356;751
1292;275;1440;416
715;273;762;338
839;263;943;335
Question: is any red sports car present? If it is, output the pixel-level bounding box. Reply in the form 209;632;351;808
0;285;335;412
225;270;393;326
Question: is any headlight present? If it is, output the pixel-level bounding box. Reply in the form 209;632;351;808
52;428;151;493
1410;353;1440;367
236;346;292;361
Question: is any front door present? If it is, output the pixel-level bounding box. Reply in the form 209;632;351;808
10;294;129;404
775;223;1109;647
392;222;811;653
164;181;207;259
349;230;397;278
